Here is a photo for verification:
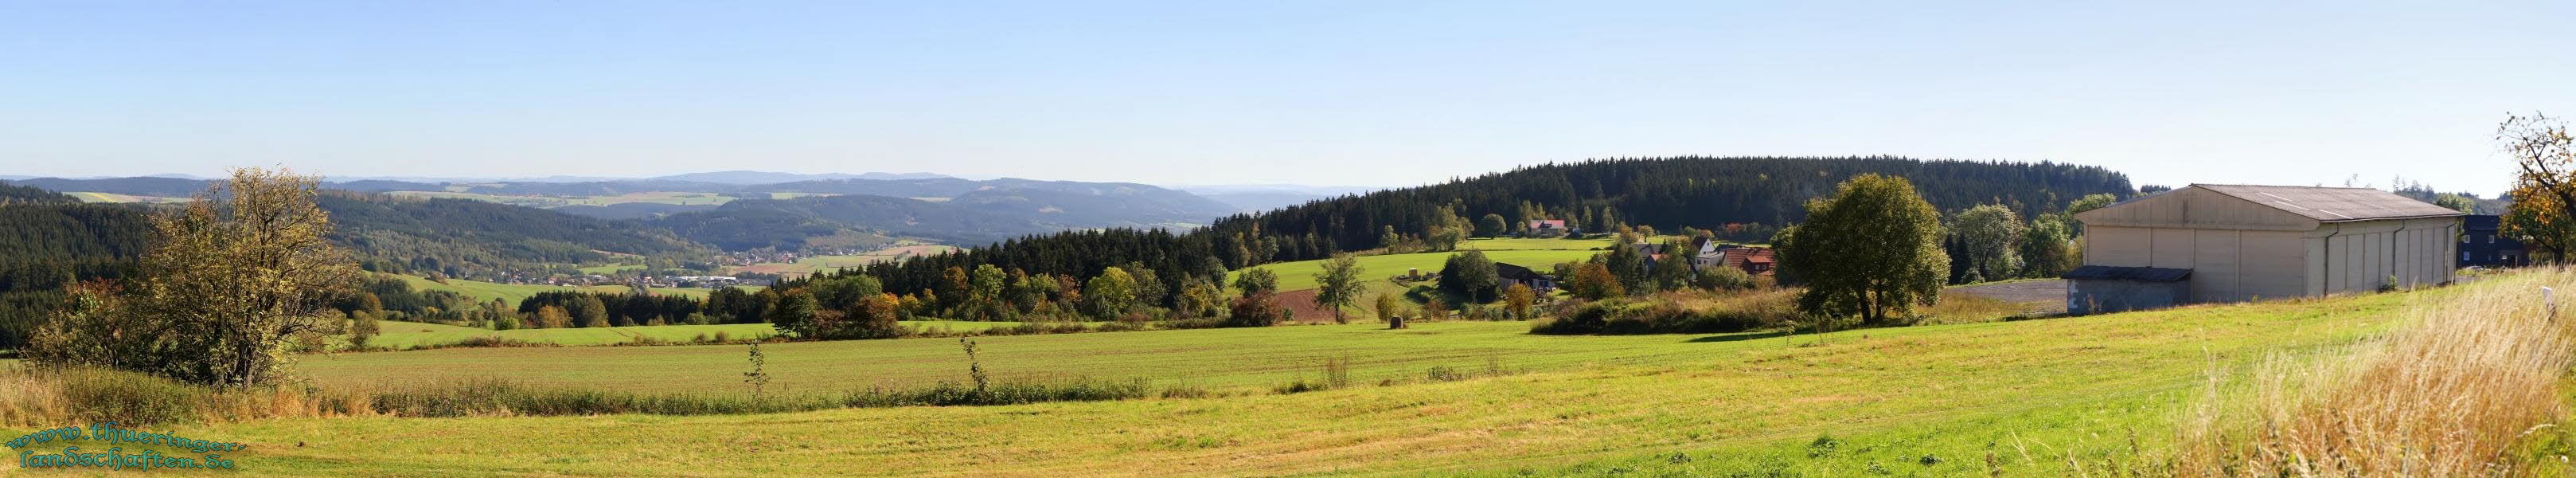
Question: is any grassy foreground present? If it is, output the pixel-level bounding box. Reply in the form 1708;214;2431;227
13;273;2542;476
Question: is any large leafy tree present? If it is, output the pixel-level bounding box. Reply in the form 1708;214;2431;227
2018;214;2078;279
1311;254;1367;323
29;168;361;387
1083;267;1138;319
1437;249;1500;303
2504;113;2576;262
1777;174;1949;326
1947;204;2024;284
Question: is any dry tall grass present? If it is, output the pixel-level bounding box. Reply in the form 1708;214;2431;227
2175;268;2576;476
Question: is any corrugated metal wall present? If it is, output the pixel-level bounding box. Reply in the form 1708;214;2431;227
2078;190;2457;303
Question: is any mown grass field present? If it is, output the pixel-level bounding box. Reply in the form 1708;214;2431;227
727;245;958;276
7;278;2452;476
64;191;193;203
1231;249;1602;293
1458;237;1613;250
349;320;1032;349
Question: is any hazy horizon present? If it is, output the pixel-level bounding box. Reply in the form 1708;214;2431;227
6;2;2570;196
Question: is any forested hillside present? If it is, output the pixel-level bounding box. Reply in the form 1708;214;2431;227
833;156;2133;297
316;192;711;277
2;176;212;198
655;184;1233;250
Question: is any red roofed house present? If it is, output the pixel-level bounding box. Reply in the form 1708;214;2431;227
1526;219;1570;237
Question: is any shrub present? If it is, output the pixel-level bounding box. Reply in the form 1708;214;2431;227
1225;292;1289;327
55;367;206;426
1530;289;1803;335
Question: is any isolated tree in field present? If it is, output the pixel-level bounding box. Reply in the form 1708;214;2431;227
1312;254;1367;323
2503;113;2576;261
1083;267;1138;319
1477;214;1507;237
1567;262;1624;300
1226;291;1288;327
1438;250;1500;302
1372;292;1404;322
1948;204;2024;283
1502;283;1536;319
1777;174;1950;326
1233;268;1278;298
29;168;362;387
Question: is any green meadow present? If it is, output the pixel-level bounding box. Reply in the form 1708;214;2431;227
14;280;2444;476
347;319;1036;350
1231;248;1602;293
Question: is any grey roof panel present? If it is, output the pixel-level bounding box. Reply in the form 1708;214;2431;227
2194;184;2465;222
2063;265;2193;282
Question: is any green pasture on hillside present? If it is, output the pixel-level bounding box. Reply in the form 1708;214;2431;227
346;320;1035;349
48;273;2469;476
1231;249;1602;293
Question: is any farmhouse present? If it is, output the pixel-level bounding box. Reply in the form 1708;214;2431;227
1688;241;1776;276
1525;219;1570;237
2067;184;2465;314
1494;262;1556;292
2459;214;2531;268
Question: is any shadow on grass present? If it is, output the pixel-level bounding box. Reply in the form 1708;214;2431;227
1684;331;1791;343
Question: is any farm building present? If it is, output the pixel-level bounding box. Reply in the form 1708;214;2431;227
1494;262;1556;292
2459;214;2531;268
1525;219;1570;237
2066;184;2465;314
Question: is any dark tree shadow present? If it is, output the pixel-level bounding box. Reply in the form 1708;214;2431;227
1684;331;1791;343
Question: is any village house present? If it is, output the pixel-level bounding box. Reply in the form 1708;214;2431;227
1525;219;1570;237
1688;237;1776;276
2458;214;2530;268
2065;184;2465;314
1493;262;1556;292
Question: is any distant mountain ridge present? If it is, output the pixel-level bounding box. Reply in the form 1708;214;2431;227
4;173;1244;255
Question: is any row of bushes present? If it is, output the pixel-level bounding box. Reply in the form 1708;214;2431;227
1528;289;1805;335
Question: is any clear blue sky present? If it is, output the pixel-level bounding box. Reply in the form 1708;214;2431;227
2;1;2569;194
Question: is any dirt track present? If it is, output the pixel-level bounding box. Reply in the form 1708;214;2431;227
1948;279;2068;315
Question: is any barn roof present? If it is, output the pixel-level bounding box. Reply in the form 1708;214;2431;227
2192;184;2465;222
2063;265;2192;282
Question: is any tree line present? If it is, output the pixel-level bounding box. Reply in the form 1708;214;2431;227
824;156;2132;301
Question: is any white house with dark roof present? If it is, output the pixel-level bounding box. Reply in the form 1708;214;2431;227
2065;184;2465;313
